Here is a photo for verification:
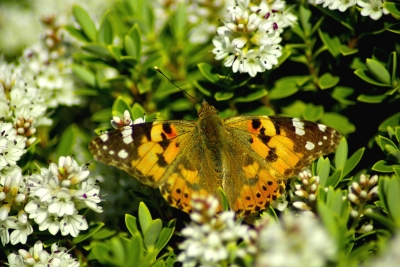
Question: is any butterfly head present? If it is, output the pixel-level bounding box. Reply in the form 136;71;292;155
198;99;218;117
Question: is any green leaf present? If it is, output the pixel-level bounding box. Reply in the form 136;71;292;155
326;170;342;188
317;157;331;188
354;69;391;87
343;148;365;177
365;212;396;233
378;112;400;132
73;222;104;244
318;29;341;58
335;137;347;170
366;58;391;84
171;3;186;40
387;177;400;226
64;25;89;42
124;36;137;59
139;202;153;233
82;43;111;57
372;160;395;173
233;89;268;102
155;219;176;252
331;86;356;105
91;227;117;240
152;261;166;267
126;235;144;265
72;5;97;42
268;85;298;99
377;135;397;153
303;104;323;121
56;124;76;158
98;12;113;45
214;92;234;101
357;94;387;103
112;96;132;117
383;2;400;17
339;45;358;56
314;6;354;31
126;24;142;59
299;5;312;36
198;63;220;83
317;202;339;242
318;73;340;89
321;113;355;134
125;214;142;238
72;64;96;87
108;45;122;61
144;219;162;250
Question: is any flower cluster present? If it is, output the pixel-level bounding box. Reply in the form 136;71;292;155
0;156;102;246
0;122;26;174
177;195;256;266
212;0;297;77
348;174;378;219
111;110;146;129
24;156;102;237
254;212;337;267
292;170;319;213
7;240;80;267
310;0;389;20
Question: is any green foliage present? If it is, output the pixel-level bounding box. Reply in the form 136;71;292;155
7;0;398;266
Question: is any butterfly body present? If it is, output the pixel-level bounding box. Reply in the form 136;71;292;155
89;99;341;216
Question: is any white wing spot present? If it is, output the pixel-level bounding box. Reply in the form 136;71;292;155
109;150;115;155
292;118;305;136
323;136;327;140
318;141;322;146
102;145;108;150
305;141;315;150
100;134;109;142
118;149;128;159
122;127;133;144
318;124;327;132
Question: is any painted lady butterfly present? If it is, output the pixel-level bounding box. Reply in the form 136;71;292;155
89;99;341;216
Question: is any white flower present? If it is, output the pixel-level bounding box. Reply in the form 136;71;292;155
329;0;357;11
212;0;295;77
0;122;26;170
357;0;389;20
73;179;103;213
60;213;88;237
25;199;49;225
177;195;254;266
7;240;80;267
255;212;337;267
0;214;14;246
364;231;400;267
48;188;75;217
8;211;33;245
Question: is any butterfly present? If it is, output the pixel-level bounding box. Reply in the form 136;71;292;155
89;99;341;216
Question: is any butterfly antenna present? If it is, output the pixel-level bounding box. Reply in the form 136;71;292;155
154;66;199;103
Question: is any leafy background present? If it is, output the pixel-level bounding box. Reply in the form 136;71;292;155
1;0;400;266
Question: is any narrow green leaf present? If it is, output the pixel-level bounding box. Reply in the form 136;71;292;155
217;187;229;211
124;36;138;59
343;148;365;177
317;202;339;242
318;29;341;57
365;212;396;233
357;94;387;103
139;202;153;234
214;92;235;101
318;73;340;89
366;58;391;84
331;86;356;105
335;137;347;170
152;261;166;267
98;12;113;45
110;236;127;265
377;135;397;153
91;228;117;240
82;43;111;57
56;124;76;158
378;112;400;132
233;89;268;102
73;5;97;41
127;24;142;59
299;5;312;35
144;219;163;250
326;170;343;188
125;214;142;238
387;178;400;226
372;160;395;173
64;25;89;42
126;235;144;265
339;45;358;56
155;219;176;252
72;64;96;87
317;157;331;187
354;69;391;87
